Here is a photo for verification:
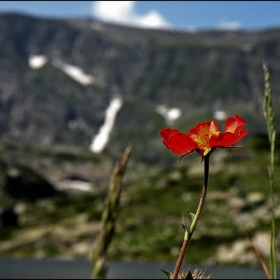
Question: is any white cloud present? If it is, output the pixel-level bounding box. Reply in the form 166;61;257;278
216;20;241;31
92;1;171;29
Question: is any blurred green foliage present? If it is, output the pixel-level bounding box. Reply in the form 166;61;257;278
0;133;279;266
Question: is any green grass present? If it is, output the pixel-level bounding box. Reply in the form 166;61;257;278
0;132;279;266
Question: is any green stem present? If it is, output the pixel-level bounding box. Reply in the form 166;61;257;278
91;145;132;279
263;63;277;279
172;154;210;279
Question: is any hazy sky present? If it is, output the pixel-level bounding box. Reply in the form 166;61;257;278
0;1;280;31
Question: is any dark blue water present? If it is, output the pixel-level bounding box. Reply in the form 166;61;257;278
0;258;274;279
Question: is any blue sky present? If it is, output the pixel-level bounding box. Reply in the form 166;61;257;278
0;1;280;31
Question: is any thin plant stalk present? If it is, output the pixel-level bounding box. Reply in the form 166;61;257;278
173;153;210;279
91;145;132;279
243;230;271;279
263;63;277;279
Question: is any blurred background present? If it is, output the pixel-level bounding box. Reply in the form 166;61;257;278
0;1;280;278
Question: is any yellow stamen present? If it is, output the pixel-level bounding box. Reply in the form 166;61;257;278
192;123;219;156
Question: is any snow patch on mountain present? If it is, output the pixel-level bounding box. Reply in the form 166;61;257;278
156;105;181;125
213;110;227;121
29;55;96;86
90;96;123;153
52;59;96;86
29;55;48;69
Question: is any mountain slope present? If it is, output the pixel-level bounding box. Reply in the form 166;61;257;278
0;12;280;161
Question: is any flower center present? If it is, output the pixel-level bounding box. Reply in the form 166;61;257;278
192;125;211;155
193;125;209;146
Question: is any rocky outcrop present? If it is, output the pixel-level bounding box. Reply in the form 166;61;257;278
0;162;58;201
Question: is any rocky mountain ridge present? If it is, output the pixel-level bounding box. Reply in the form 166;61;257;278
0;12;280;161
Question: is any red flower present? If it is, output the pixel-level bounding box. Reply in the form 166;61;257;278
159;114;248;162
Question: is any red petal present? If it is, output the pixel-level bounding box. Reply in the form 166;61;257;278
225;114;246;134
209;130;248;147
159;128;180;149
188;121;212;138
159;129;199;154
159;128;180;140
210;121;219;135
168;132;199;154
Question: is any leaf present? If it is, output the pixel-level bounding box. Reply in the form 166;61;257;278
186;211;195;221
184;269;193;279
181;222;189;233
161;269;173;279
